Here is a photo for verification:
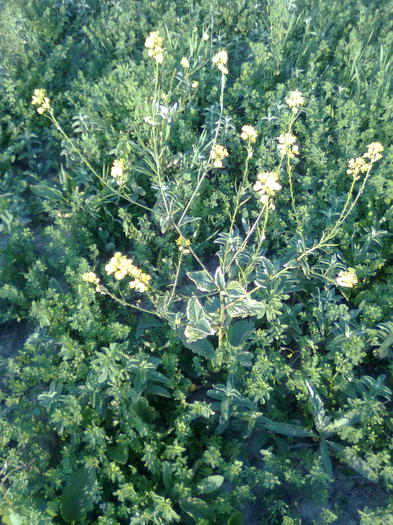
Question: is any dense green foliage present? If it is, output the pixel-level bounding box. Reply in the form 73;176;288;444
1;0;392;523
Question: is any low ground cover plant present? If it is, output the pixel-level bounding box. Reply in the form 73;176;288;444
1;1;392;524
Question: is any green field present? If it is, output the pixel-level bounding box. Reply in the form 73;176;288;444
1;0;393;523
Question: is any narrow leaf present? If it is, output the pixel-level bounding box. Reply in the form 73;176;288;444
327;441;377;482
261;417;317;438
320;440;333;479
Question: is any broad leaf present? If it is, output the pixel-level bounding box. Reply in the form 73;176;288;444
187;297;204;324
215;266;226;289
196;475;224;495
185;319;214;342
145;384;171;397
183;338;215;358
179;497;211;520
133;398;158;423
108;442;129;464
227;320;254;347
60;467;96;522
187;270;216;292
228;510;243;525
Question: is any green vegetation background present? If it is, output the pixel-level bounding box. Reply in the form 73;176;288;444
0;0;392;523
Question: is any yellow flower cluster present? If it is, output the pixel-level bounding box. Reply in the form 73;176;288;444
180;57;190;68
82;272;102;292
253;171;282;209
346;157;370;178
144;31;164;63
110;159;126;186
240;125;258;143
129;268;152;293
191;80;199;89
336;268;358;288
347;142;384;178
285;90;304;113
212;50;228;75
364;142;384;161
82;272;100;284
176;236;191;255
105;252;151;292
31;89;51;114
277;132;299;158
210;144;229;168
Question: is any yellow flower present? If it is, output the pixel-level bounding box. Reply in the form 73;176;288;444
346;157;370;178
144;31;164;63
105;252;134;280
202;32;210;41
176;236;191;254
82;272;100;284
253;171;281;209
336;268;358;288
210;144;229;168
180;57;190;68
191;80;199;89
129;269;151;293
31;88;51;114
106;252;151;291
285;90;305;112
212;50;228;75
240;125;258;143
110;159;126;185
277;132;299;158
363;142;384;161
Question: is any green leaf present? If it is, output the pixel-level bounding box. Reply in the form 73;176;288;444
145;384;171;397
261;417;317;438
185;319;214;342
183;338;215;358
327;441;377;482
304;379;326;431
320;440;333;479
228;510;243;525
324;409;361;435
0;511;23;525
179;497;211;520
196;475;224;494
215;267;226;289
225;282;265;318
30;183;64;203
227;320;254;347
226;281;246;298
135;317;163;338
162;461;173;492
187;297;204;324
133;398;158;423
60;467;96;522
107;442;129;464
379;332;393;354
187;271;216;292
